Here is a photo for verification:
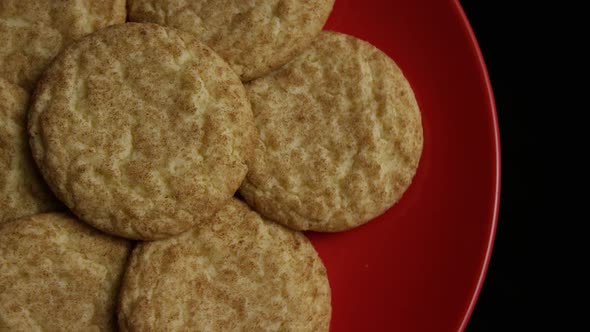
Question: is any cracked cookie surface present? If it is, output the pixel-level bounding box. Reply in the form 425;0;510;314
28;23;256;240
0;78;59;224
118;199;331;332
128;0;334;81
0;0;126;91
240;31;423;232
0;212;131;331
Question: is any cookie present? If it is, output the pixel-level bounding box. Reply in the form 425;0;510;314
240;31;423;232
118;199;331;331
0;78;59;224
28;23;256;240
0;0;126;91
0;213;131;331
127;0;334;81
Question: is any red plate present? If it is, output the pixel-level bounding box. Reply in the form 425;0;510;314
307;0;500;331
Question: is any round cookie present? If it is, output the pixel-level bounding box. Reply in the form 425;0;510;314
240;31;423;232
0;0;126;91
28;23;256;240
0;213;131;331
0;78;59;224
118;199;331;331
127;0;334;81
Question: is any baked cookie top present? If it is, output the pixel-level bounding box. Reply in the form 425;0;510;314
0;213;131;331
0;78;58;224
119;199;331;331
0;0;126;91
240;31;423;232
28;23;256;240
128;0;334;81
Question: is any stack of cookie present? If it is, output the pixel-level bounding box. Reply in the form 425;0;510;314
1;0;423;331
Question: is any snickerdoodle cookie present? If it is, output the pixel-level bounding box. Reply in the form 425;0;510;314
118;199;331;331
240;31;423;232
127;0;334;81
0;213;131;331
28;23;256;240
0;0;126;91
0;78;58;224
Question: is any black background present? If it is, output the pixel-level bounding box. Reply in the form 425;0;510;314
459;1;530;331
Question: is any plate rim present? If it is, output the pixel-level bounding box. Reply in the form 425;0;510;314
451;1;502;330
